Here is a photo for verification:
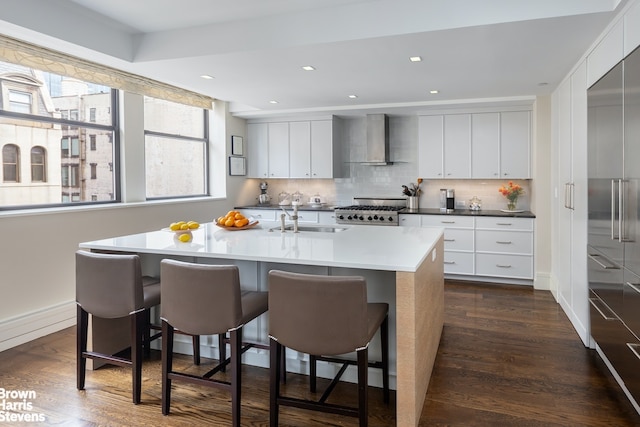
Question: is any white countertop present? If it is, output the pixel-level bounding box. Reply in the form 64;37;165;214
79;222;444;272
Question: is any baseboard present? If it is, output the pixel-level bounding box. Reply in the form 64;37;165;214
0;301;76;352
534;272;551;291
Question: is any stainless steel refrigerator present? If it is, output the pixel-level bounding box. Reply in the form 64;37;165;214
588;46;640;404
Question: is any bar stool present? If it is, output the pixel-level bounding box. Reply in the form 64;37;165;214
160;259;268;426
75;250;161;404
267;270;389;427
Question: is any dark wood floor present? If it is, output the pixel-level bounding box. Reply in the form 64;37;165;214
1;280;640;426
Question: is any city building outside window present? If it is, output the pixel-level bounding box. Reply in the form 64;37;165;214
143;96;208;199
0;60;117;208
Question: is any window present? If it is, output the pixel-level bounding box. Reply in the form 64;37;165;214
144;97;208;199
2;144;20;182
90;134;96;151
89;108;96;122
8;90;32;113
30;146;46;182
90;163;97;179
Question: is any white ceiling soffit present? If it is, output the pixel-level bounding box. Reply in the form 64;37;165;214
0;0;627;117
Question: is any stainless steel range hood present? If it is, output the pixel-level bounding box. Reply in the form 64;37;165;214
361;114;392;165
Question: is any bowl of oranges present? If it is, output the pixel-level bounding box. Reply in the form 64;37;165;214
215;211;258;230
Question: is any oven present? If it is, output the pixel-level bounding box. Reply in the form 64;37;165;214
335;197;407;226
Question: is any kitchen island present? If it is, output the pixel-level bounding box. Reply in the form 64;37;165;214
79;222;444;427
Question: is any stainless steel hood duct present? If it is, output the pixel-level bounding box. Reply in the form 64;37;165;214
361;114;392;165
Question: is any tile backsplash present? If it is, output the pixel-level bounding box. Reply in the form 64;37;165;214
236;115;531;212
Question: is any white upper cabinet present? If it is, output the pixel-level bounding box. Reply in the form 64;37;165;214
419;110;531;179
247;123;268;178
587;18;624;88
625;0;640;57
267;122;290;178
310;120;334;178
500;111;531;179
289;121;311;178
471;113;500;178
418;115;444;178
248;118;343;179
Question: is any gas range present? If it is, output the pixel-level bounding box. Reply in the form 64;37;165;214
335;198;407;226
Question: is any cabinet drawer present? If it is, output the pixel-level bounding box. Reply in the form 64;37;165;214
238;209;276;221
296;211;319;223
443;229;474;251
475;253;533;279
443;251;474;275
475;230;532;255
421;215;474;229
475;217;533;231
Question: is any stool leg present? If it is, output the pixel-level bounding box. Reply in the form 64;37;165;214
76;306;88;391
162;320;175;415
357;348;369;427
230;328;242;427
381;315;390;404
143;309;151;358
192;335;200;365
310;354;317;393
131;310;145;404
269;339;282;427
218;333;226;372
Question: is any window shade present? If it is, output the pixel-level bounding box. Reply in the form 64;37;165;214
0;34;214;109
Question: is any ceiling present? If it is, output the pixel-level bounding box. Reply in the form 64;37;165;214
0;0;628;117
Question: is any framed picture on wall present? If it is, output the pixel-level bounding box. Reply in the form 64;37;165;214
229;156;246;176
231;135;243;156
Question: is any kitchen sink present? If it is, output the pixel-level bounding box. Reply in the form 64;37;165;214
269;225;348;233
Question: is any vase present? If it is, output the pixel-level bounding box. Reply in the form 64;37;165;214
507;198;518;211
407;196;419;210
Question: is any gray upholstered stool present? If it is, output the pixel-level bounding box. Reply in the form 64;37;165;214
268;270;389;427
160;259;268;426
76;250;161;404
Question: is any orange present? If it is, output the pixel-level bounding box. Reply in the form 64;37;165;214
224;218;234;227
235;218;249;227
234;213;245;220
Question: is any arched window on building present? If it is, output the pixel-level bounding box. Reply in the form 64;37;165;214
31;146;46;182
2;144;20;182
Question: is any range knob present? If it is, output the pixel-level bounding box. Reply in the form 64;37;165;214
379;216;385;222
367;216;373;221
373;215;379;220
387;216;394;221
358;215;364;221
338;214;345;220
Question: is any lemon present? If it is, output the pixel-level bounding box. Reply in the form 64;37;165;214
188;221;200;229
180;223;190;230
169;222;181;231
178;233;191;243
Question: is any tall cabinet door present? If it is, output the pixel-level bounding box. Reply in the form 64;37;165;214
471;113;500;178
624;48;640;275
418;115;444;178
247;123;268;178
444;114;471;178
267;122;289;177
310;120;333;178
500;111;531;178
289;121;311;178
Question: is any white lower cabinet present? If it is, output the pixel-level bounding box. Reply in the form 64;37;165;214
401;214;535;281
237;209;277;222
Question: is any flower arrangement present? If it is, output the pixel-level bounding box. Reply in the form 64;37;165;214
402;178;423;197
499;181;524;210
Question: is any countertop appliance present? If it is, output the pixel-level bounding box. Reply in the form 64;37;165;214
587;46;640;407
258;181;270;205
335;197;406;226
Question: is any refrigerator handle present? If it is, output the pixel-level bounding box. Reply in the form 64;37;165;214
611;179;620;241
619;179;625;243
570;183;575;210
588;253;620;270
564;183;570;209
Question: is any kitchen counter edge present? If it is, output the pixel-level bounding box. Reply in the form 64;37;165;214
401;208;536;218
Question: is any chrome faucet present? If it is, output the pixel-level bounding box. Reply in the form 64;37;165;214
280;204;299;233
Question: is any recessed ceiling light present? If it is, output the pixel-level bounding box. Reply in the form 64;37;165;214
269;100;279;104
429;90;439;94
302;65;315;71
348;95;358;99
200;74;214;79
409;56;422;62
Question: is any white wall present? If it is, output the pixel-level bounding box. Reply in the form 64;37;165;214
0;100;242;351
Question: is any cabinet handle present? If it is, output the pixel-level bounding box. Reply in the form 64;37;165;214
496;264;512;268
496;241;512;244
444;239;455;242
496;222;512;226
588;253;620;270
441;221;455;224
626;282;640;295
589;297;617;320
443;261;456;265
627;343;640;361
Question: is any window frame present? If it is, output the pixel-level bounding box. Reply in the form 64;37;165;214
2;143;20;182
30;146;47;182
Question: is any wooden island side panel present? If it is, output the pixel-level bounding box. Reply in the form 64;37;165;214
395;235;444;427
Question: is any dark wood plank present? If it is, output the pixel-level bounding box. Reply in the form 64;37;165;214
0;280;639;426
